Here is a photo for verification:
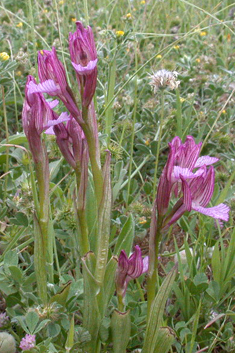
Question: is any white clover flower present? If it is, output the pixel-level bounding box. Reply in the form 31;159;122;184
0;332;16;353
149;69;180;92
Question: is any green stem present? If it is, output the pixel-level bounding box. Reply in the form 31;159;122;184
126;41;138;204
117;294;125;312
147;208;164;317
75;169;90;255
81;109;103;207
153;91;165;197
176;88;182;138
83;0;89;26
33;153;50;304
2;87;9;201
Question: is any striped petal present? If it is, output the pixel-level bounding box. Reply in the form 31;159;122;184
192;204;230;221
195;156;219;168
28;79;60;96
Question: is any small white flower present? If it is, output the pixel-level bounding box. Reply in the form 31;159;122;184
149;69;180;92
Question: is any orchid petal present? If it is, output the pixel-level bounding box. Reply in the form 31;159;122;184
72;59;98;75
192;204;230;221
194;156;219;168
47;99;59;108
28;79;59;95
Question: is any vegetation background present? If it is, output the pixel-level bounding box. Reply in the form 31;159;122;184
0;0;235;352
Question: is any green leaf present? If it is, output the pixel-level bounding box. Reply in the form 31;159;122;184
25;311;39;334
8;266;23;283
65;316;74;350
4;250;18;267
15;316;30;333
47;322;61;338
49;281;71;307
216;169;235;204
151;327;175;353
34;319;50;334
114;214;134;256
211;243;221;283
82;252;101;352
0;133;27;153
95;152;112;285
111;310;131;353
142;266;177;353
11;212;28;226
136;143;150;154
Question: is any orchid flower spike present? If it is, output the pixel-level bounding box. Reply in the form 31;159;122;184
28;48;81;123
156;135;219;217
69;21;98;108
116;246;148;298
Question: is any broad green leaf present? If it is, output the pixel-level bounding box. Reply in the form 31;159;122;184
142;266;177;353
114;214;134;256
47;323;61;338
86;177;98;250
111;310;131;353
95;152;112;285
152;327;175;353
4;250;18;267
8;266;23;283
0;133;27;152
34;319;50;334
82;253;101;352
99;256;118;317
49;281;71;307
25;312;39;334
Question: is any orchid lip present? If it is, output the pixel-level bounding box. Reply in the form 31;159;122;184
71;59;98;75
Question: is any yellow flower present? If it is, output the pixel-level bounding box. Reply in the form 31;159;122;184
16;22;23;28
174;45;180;50
222;110;226;114
71;17;77;22
145;139;150;146
140;0;146;4
156;54;162;59
59;0;64;4
126;13;132;19
116;30;124;37
16;70;22;76
196;58;201;63
200;31;207;36
180;97;185;103
139;217;147;224
0;52;10;61
43;9;48;13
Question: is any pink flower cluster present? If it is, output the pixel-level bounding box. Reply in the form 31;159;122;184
22;22;97;169
156;136;229;227
19;334;36;351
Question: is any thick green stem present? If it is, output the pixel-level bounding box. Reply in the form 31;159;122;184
153;91;165;197
117;294;125;312
33;157;50;304
81;109;103;207
147;213;164;317
34;215;48;305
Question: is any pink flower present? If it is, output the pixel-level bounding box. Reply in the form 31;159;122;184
22;75;69;164
116;246;148;297
165;166;229;226
29;48;81;122
69;22;97;107
19;334;36;351
156;136;218;216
